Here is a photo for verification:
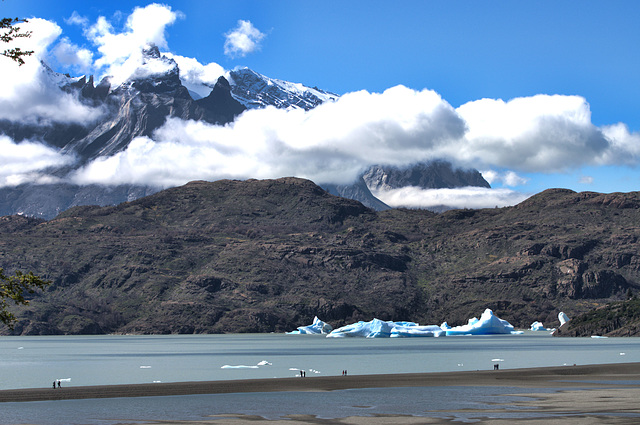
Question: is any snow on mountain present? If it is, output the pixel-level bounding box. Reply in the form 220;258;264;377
228;67;339;111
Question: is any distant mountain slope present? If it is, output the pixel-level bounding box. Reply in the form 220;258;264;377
1;180;638;335
363;160;491;191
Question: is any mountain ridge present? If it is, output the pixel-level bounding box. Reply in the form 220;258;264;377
1;178;638;335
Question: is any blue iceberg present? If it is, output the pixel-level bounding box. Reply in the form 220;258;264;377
287;316;333;334
289;309;521;338
327;318;406;338
326;318;444;338
445;309;518;335
390;324;446;338
530;321;554;331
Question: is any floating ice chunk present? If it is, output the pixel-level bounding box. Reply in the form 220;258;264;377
530;321;554;331
327;318;421;338
445;309;517;336
257;360;272;366
491;358;505;362
287;316;333;334
140;366;152;369
440;322;451;330
591;335;608;338
391;324;446;338
558;312;570;326
221;365;259;369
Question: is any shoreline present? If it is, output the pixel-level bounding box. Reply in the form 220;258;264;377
2;362;640;403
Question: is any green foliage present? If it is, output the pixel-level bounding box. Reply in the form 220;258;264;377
1;16;34;65
0;268;50;328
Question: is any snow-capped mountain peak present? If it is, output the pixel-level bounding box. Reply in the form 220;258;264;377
228;67;338;111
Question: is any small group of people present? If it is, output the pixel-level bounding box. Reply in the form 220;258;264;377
52;380;61;389
341;370;348;376
299;370;306;377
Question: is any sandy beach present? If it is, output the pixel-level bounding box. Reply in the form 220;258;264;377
2;363;640;424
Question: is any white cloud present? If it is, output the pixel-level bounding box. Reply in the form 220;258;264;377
451;95;608;173
371;186;531;209
166;53;226;98
86;3;183;85
599;123;640;166
71;86;466;187
0;135;75;187
481;170;529;187
52;37;93;73
0;18;104;125
579;175;594;185
65;11;89;28
224;20;266;59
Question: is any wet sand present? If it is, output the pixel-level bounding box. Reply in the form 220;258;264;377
3;363;640;424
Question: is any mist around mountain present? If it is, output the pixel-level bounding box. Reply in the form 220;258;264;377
0;46;490;219
1;178;638;335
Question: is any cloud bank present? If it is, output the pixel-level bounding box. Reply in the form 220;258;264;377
2;3;640;211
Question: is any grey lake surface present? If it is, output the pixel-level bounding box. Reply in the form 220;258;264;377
1;332;639;424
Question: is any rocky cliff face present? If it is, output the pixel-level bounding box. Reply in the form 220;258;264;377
1;180;638;335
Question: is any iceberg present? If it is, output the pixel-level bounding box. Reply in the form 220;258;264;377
287;316;333;334
327;318;407;338
530;321;554;331
292;308;519;338
558;312;570;326
445;309;518;336
326;318;443;338
390;324;446;338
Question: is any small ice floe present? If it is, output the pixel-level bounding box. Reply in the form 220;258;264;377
257;360;272;366
57;378;71;383
140;366;152;369
289;368;300;371
287;316;333;334
621;353;626;356
591;335;608;339
491;358;505;362
308;369;321;374
153;380;162;383
221;365;259;369
530;321;555;331
17;347;24;350
457;363;464;367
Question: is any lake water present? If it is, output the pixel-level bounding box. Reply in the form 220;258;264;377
1;332;639;424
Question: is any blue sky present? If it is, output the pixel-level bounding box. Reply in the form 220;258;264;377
2;1;640;208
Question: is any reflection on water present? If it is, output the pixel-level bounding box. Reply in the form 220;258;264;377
0;386;561;425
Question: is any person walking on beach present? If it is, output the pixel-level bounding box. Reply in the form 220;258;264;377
52;381;56;389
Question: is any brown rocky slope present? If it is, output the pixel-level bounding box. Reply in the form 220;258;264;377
1;178;639;335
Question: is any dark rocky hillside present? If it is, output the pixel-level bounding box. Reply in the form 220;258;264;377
1;179;639;335
554;297;640;337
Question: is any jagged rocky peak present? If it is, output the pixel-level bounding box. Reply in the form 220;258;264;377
363;161;491;191
228;67;339;110
195;75;246;123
